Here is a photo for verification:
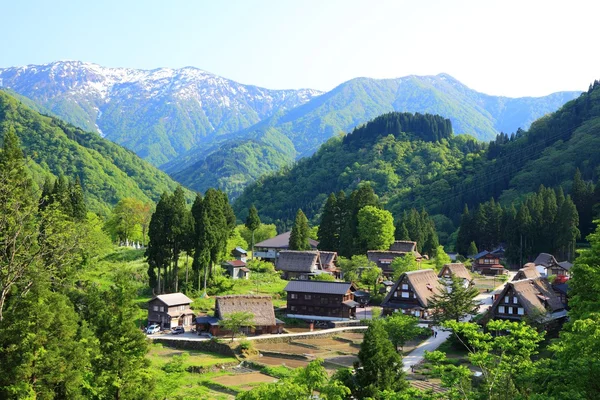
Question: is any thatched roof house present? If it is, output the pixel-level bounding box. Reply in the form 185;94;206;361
195;295;284;336
381;269;443;318
488;277;566;324
513;265;541;281
438;263;472;287
276;250;324;280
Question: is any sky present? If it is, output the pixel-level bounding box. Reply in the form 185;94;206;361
1;0;599;97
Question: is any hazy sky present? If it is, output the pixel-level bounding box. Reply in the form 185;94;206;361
2;0;598;97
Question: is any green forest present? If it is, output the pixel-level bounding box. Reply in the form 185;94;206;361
0;90;187;216
235;82;600;248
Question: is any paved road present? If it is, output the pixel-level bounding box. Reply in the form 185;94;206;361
402;271;517;372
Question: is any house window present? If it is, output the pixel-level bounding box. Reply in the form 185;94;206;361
518;307;524;315
401;284;409;290
305;294;312;300
513;297;518;304
401;292;409;298
414;310;421;317
507;307;513;314
291;294;298;299
153;306;158;311
499;306;505;314
393;292;398;297
504;296;509;303
290;306;297;312
159;306;164;312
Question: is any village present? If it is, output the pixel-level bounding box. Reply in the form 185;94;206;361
141;228;573;398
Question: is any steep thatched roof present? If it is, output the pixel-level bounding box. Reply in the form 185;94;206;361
382;269;443;308
367;250;407;267
438;263;471;281
389;240;417;253
215;295;276;326
319;251;337;268
276;250;320;272
513;266;541;281
493;278;564;320
255;231;318;249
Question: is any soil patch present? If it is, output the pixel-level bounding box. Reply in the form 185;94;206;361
212;372;277;387
256;356;309;368
325;355;358;368
255;343;319;354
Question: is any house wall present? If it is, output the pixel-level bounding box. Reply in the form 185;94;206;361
286;291;353;319
383;276;430;318
491;287;526;321
148;299;193;329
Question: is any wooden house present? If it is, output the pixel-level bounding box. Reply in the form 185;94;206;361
438;263;472;288
148;293;194;329
471;251;507;276
368;241;422;276
276;250;327;280
254;231;319;263
319;251;341;278
195;295;284;336
533;253;573;278
487;277;566;325
223;260;250;280
513;264;541;281
284;281;358;321
381;269;443;319
552;282;570;308
232;247;248;262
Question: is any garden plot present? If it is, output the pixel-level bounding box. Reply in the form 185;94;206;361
335;332;364;343
255;342;320;355
256;355;310;368
212;372;277;387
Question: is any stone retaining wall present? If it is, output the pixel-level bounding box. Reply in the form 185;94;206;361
151;338;236;357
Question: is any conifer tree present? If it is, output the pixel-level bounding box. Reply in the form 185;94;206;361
70;176;87;221
395;221;410;241
245;205;261;258
170;186;189;292
289;209;311;250
146;192;173;293
468;241;478;257
429;275;480;323
317;193;338;251
355;319;407;397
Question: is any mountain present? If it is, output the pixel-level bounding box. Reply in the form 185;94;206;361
168;74;580;196
0;90;187;215
0;61;321;166
233;81;600;237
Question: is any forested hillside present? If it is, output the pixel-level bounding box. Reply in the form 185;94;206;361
235;82;600;240
168;74;578;197
0;90;187;215
233;112;485;230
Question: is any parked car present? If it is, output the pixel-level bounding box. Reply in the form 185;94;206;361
171;326;185;335
146;324;161;334
198;332;213;339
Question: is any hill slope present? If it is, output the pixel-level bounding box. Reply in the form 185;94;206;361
0;90;186;214
168;74;579;196
0;61;321;166
234;81;600;232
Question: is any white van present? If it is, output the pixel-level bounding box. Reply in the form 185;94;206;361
146;324;161;334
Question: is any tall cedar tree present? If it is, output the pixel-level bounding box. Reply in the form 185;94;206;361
191;194;210;292
572;168;596;238
395;208;439;256
146;192;173;293
170;186;189;292
456;204;473;255
429;275;480;323
355;319;407;398
289;209;311;250
245;205;261;258
69;176;87;221
317;193;339;251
